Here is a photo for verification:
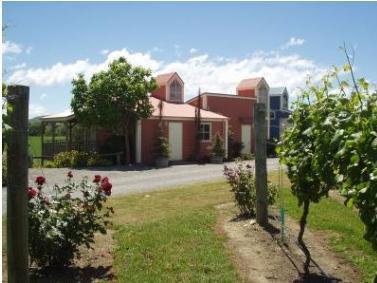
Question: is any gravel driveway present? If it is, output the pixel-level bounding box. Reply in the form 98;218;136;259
3;158;280;212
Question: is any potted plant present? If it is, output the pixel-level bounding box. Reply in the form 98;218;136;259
154;134;170;168
210;133;225;164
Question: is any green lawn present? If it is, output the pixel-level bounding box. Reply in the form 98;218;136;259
279;184;377;282
108;180;240;283
28;135;66;157
108;176;376;282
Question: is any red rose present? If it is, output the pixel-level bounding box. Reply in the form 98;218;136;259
67;171;73;178
93;175;101;183
27;187;38;199
35;176;46;186
100;178;112;196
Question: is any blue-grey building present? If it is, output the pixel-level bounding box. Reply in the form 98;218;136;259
269;87;291;140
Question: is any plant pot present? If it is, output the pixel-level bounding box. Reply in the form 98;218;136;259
155;157;169;168
210;155;223;164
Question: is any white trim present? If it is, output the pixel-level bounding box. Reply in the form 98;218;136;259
203;95;208;109
166;74;184;103
136;120;142;163
199;122;212;142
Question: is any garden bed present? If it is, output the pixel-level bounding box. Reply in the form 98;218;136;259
217;204;361;283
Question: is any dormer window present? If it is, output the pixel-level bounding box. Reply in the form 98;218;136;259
282;94;288;109
169;80;182;102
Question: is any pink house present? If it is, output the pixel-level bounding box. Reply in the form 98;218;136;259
41;72;270;165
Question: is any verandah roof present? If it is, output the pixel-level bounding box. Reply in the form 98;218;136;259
40;96;228;123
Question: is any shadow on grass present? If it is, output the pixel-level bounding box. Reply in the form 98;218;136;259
30;265;114;283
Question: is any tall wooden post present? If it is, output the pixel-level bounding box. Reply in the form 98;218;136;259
6;85;30;283
254;103;268;226
41;121;45;166
51;122;56;156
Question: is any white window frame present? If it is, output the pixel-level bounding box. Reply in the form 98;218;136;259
199;122;211;142
168;79;183;102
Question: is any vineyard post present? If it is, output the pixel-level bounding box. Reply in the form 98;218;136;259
254;103;268;226
6;85;30;282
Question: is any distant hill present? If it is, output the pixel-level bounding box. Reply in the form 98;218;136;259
29;116;44;123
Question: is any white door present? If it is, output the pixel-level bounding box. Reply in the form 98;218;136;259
241;125;251;154
169;122;183;161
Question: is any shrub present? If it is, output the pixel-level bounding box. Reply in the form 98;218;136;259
224;162;277;216
211;133;225;157
154;134;170;158
230;141;244;159
240;153;255;160
28;172;114;267
52;150;100;168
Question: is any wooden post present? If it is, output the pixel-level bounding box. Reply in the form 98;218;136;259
41;121;45;166
254;103;268;226
51;122;56;156
6;85;30;283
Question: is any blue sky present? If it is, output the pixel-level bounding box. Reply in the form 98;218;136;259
3;2;377;117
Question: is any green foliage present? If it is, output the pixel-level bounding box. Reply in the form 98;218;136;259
211;133;225;157
28;174;114;266
71;57;157;129
224;162;277;216
277;59;377;248
154;133;170;158
227;127;244;160
52;150;109;168
240;153;254;161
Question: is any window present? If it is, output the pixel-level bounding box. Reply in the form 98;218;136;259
199;123;211;141
169;80;182;101
270;111;276;120
282;94;288;109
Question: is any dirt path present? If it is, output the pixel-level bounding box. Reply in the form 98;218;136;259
216;204;361;283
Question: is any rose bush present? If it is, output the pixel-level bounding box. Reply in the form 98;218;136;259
28;172;114;267
224;161;277;216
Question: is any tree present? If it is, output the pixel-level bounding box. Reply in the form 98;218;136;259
278;49;377;276
71;57;157;164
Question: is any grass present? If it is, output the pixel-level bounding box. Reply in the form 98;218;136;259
268;172;377;283
107;180;240;282
28;135;66;157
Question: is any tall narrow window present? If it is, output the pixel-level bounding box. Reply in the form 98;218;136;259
282;94;288;109
169;80;182;102
199;123;211;141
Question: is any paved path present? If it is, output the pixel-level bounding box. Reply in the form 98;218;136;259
3;158;280;212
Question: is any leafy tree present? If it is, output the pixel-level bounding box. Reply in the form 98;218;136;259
278;50;377;276
71;57;157;163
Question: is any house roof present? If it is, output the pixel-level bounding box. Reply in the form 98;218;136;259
150;97;227;120
185;92;256;104
41;109;75;122
155;72;176;86
269;87;287;96
237;77;264;90
41;97;228;123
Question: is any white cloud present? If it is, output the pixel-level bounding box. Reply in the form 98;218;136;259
189;48;198;54
8;47;326;101
281;37;305;50
101;49;109;55
2;41;22;54
8;48;161;86
29;104;48;118
40;93;47;100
